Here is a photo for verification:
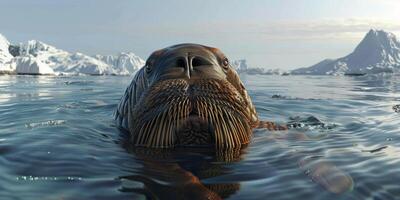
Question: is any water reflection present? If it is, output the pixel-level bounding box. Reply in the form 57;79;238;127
120;140;244;199
0;93;15;104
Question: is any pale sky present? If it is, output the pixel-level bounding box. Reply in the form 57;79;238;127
0;0;399;69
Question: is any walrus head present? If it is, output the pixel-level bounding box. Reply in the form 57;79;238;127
115;44;259;148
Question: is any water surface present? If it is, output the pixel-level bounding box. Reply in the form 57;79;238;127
1;74;399;199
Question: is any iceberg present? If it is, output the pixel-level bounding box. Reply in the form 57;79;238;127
0;34;13;73
10;56;55;75
0;34;145;76
291;29;400;75
94;52;145;75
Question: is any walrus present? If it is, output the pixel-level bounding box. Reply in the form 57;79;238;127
115;43;285;149
115;44;353;199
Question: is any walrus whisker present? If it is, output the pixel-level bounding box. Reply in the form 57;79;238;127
184;98;190;115
202;101;208;120
170;100;183;146
156;111;167;147
135;123;144;144
232;118;242;146
177;98;184;126
158;111;168;147
180;100;185;122
224;109;238;147
200;99;207;120
142;121;152;144
217;106;232;148
224;111;239;147
228;113;240;143
133;119;144;144
211;106;223;147
172;103;180;144
152;114;161;147
184;98;190;116
161;109;171;147
229;112;242;143
173;106;180;145
210;103;222;147
124;77;256;148
166;106;175;147
238;121;248;144
207;104;219;146
136;119;150;146
234;117;244;141
148;116;161;147
216;105;232;147
145;119;155;145
232;115;246;144
192;88;248;148
243;120;252;143
196;101;202;119
139;121;151;145
148;115;159;147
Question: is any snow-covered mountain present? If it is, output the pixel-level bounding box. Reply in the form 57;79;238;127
264;68;289;75
0;34;13;72
94;52;144;75
16;40;114;75
0;33;145;75
292;29;400;75
231;59;248;72
231;59;288;75
10;55;54;75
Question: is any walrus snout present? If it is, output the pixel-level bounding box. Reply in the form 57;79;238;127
174;54;213;69
152;45;227;81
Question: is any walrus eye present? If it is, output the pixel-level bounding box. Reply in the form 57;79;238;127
145;65;152;73
222;58;229;69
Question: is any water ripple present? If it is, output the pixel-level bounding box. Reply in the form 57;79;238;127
25;120;67;129
1;75;400;199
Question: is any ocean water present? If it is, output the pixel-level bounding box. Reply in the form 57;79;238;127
0;74;400;200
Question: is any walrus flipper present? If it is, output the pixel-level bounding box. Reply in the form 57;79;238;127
257;121;288;131
115;68;148;130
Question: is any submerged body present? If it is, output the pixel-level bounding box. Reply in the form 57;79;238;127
114;44;352;199
115;43;284;148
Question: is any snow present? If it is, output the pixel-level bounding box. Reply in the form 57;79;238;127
17;40;119;75
231;59;248;72
231;59;288;75
264;68;289;75
52;52;118;75
0;34;145;76
291;29;400;75
94;52;145;75
10;56;55;75
0;34;13;72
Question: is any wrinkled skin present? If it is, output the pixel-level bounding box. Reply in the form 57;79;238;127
115;44;352;199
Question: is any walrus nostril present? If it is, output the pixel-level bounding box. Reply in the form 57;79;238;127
176;58;186;68
192;56;211;67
